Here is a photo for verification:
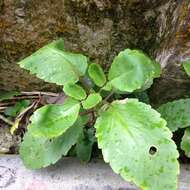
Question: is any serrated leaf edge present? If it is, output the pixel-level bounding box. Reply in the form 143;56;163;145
95;99;180;190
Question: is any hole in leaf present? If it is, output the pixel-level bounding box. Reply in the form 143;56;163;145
149;146;157;155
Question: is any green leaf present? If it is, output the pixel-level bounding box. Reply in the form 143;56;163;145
153;61;161;78
108;49;161;92
19;119;84;169
30;98;80;138
157;99;190;132
88;63;106;87
63;83;87;100
0;91;21;101
82;93;102;109
183;60;190;77
5;100;30;117
80;114;90;125
181;127;190;158
76;128;95;162
18;39;88;85
101;82;112;91
95;99;179;190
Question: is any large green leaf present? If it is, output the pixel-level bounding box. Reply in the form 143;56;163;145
95;99;179;190
108;49;161;92
63;83;87;100
82;93;102;109
183;60;190;77
181;127;190;158
30;98;80;138
18;39;88;85
88;63;106;87
157;99;190;132
19;119;84;169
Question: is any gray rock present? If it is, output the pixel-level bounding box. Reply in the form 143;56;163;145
0;126;20;154
0;156;189;190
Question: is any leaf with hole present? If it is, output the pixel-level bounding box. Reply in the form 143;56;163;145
157;99;190;132
18;39;88;85
88;63;106;87
95;99;179;190
108;49;161;93
19;119;84;169
30;98;80;138
82;93;102;109
63;83;87;100
181;127;190;158
183;60;190;77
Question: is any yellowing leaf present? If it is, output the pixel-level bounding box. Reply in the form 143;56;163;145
10;119;21;134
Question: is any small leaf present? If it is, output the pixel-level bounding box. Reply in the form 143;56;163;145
19;119;84;169
88;63;106;87
18;39;88;85
157;99;190;132
76;128;95;162
95;99;179;190
82;93;102;109
4;100;30;117
30;98;80;138
183;60;190;77
63;83;87;100
0;91;21;101
181;127;190;158
101;82;112;91
108;49;161;92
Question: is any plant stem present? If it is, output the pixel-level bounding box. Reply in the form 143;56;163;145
21;91;59;97
80;109;93;116
103;90;114;103
79;77;91;94
0;114;14;126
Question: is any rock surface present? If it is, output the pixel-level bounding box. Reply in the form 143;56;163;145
151;1;190;105
0;126;20;154
0;0;165;91
0;156;189;190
